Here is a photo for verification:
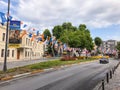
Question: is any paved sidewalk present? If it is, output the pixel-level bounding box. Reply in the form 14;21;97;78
105;64;120;90
0;57;60;70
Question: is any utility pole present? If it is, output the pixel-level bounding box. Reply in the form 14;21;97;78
3;0;10;72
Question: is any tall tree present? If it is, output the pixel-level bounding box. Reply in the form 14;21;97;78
94;37;102;47
116;42;120;51
43;29;51;40
53;23;94;53
78;24;87;31
94;37;102;54
78;24;94;51
62;22;77;31
60;30;80;48
52;25;63;39
62;22;72;30
52;22;77;39
116;42;120;58
84;30;94;51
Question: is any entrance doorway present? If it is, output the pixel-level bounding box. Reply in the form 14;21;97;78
17;50;20;59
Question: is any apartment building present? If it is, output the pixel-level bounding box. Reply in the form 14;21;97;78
100;40;118;54
0;25;44;61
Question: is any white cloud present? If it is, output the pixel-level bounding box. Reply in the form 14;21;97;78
105;35;120;41
1;0;120;30
13;0;120;29
0;1;8;11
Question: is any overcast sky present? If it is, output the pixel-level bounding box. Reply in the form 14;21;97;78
0;0;120;41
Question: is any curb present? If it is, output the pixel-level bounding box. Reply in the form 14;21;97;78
31;70;44;74
0;76;13;81
0;60;98;82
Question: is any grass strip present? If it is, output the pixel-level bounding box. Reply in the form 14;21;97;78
0;58;97;78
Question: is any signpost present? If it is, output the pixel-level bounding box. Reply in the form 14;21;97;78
3;0;10;72
3;1;21;71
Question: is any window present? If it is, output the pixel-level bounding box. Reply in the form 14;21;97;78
30;41;32;46
26;38;28;45
2;33;5;41
28;52;29;57
25;51;27;57
12;50;14;57
28;39;30;46
1;49;4;57
7;50;10;57
28;39;29;46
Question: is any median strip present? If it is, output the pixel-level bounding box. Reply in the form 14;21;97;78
0;58;99;81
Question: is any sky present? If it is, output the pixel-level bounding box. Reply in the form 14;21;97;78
0;0;120;41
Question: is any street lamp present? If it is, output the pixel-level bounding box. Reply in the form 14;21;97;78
3;0;10;72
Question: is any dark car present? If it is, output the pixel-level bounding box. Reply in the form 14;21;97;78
99;58;109;64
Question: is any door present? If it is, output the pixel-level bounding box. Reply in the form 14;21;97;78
17;50;20;59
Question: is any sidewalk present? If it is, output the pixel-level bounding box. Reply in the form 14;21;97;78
0;57;60;70
105;64;120;90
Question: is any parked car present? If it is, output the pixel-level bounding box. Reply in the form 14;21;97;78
99;58;109;64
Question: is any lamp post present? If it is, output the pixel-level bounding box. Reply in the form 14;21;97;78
3;0;10;72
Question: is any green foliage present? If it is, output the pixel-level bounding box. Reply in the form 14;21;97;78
52;25;63;39
60;30;80;47
47;45;52;54
94;37;102;55
43;29;51;39
84;30;94;51
52;22;77;39
60;24;94;50
62;22;77;31
116;42;120;51
52;22;94;51
78;24;87;31
94;37;102;47
62;22;72;30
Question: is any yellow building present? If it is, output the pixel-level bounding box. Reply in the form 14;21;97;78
0;25;44;61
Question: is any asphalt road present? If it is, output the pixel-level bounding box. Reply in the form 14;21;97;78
0;59;119;90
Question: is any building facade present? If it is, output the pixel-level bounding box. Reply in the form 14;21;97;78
100;40;118;54
0;25;44;62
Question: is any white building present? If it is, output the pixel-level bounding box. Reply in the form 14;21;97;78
0;25;44;62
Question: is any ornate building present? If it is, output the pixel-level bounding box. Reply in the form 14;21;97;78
0;25;44;62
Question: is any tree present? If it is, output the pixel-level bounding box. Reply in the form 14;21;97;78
53;23;94;56
52;22;77;39
78;24;94;51
43;29;51;40
62;22;77;32
62;22;72;30
78;24;87;31
84;30;94;51
94;37;102;54
94;37;102;47
116;42;120;58
52;25;63;39
116;42;120;51
60;30;80;48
